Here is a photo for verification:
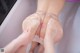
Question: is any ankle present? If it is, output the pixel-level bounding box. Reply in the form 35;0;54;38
46;12;59;21
35;10;46;20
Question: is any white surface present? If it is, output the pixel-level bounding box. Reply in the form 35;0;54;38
0;0;80;53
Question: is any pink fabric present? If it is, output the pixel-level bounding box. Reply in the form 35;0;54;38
66;0;80;2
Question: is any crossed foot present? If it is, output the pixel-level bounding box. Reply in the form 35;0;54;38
4;12;63;53
22;11;63;53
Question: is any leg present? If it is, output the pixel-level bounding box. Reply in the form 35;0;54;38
30;0;51;53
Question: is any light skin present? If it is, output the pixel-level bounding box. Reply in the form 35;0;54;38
30;0;64;53
4;13;41;53
4;0;64;53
